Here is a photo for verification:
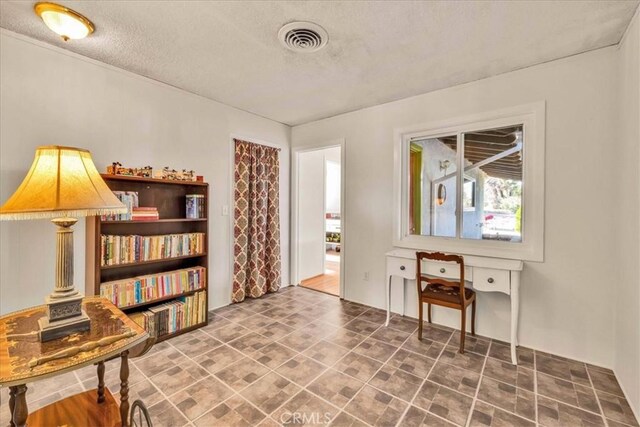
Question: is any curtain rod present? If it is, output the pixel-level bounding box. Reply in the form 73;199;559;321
234;138;282;152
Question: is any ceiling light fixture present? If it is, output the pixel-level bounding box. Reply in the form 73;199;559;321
34;2;94;41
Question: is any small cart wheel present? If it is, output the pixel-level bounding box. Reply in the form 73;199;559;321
129;399;152;427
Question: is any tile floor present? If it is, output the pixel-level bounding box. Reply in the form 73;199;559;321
1;286;638;427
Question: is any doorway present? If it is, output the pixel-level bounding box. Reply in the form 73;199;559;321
294;145;343;297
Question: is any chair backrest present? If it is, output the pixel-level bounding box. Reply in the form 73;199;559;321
416;251;466;304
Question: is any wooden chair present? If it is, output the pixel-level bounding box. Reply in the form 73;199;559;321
416;251;476;353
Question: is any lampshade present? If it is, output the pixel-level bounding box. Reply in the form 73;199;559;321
0;146;126;220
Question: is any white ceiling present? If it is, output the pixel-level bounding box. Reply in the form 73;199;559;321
1;1;638;126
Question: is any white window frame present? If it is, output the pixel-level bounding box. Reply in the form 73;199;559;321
392;102;545;262
462;176;476;212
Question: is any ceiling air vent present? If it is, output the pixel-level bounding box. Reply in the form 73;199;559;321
278;22;328;53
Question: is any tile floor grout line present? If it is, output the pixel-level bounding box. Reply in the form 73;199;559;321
171;331;299;425
532;389;617;421
193;298;363;424
534;352;604;387
395;325;456;427
532;369;619;419
584;362;609;426
251;311;418;427
210;296;370;425
167;333;275;419
132;340;201;426
275;309;387;426
471;351;603;421
464;337;490;427
473;398;538;425
22;289;635;427
333;321;421;427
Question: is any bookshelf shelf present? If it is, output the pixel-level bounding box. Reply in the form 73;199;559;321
86;174;209;341
100;253;207;270
101;218;208;224
99;174;208;187
120;288;205;311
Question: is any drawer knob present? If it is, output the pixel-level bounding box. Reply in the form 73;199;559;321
487;277;494;284
440;268;446;273
400;265;406;271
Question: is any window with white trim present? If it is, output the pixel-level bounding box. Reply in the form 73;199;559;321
395;103;545;261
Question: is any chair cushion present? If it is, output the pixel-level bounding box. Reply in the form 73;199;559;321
421;282;475;305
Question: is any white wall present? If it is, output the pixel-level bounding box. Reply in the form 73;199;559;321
0;31;291;314
298;149;326;281
325;147;341;214
615;9;640;418
292;46;621;367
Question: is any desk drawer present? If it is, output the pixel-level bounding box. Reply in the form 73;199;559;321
422;261;472;281
387;257;416;280
473;267;510;294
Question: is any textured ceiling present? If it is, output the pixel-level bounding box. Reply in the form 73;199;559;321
1;1;638;126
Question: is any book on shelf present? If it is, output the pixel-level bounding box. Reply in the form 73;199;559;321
100;232;205;266
186;194;206;219
102;191;139;221
100;266;206;308
129;290;207;338
132;207;159;221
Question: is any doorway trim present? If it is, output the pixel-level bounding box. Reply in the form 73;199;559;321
291;138;346;299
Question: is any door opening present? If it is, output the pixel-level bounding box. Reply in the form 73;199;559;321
296;145;342;297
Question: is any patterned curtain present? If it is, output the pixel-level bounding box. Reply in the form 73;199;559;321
232;139;282;302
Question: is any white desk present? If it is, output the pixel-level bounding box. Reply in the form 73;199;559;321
385;248;524;364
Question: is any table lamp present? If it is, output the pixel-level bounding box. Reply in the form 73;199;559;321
0;146;126;341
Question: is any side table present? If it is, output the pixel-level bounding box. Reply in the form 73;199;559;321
0;297;151;427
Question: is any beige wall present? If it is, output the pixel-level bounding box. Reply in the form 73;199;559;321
615;9;640;418
0;31;291;314
292;46;620;369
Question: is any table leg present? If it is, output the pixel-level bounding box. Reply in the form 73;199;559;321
11;385;27;427
120;350;130;427
401;278;406;317
97;361;105;403
8;386;16;427
510;272;521;365
385;274;392;326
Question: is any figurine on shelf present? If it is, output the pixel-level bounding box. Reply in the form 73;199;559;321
136;166;153;178
107;162;123;175
180;169;196;181
108;163;198;181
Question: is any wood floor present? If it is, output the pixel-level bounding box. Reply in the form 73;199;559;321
300;252;340;296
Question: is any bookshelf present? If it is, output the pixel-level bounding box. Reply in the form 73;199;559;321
86;174;209;342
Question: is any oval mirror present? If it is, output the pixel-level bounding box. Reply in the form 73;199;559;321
436;183;447;206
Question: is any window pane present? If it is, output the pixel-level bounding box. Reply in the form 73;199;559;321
408;135;458;237
461;125;523;242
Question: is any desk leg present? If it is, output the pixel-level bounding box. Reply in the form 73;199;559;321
401;278;406;317
97;361;105;403
510;272;521;365
10;385;27;427
120;350;130;427
385;273;392;326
